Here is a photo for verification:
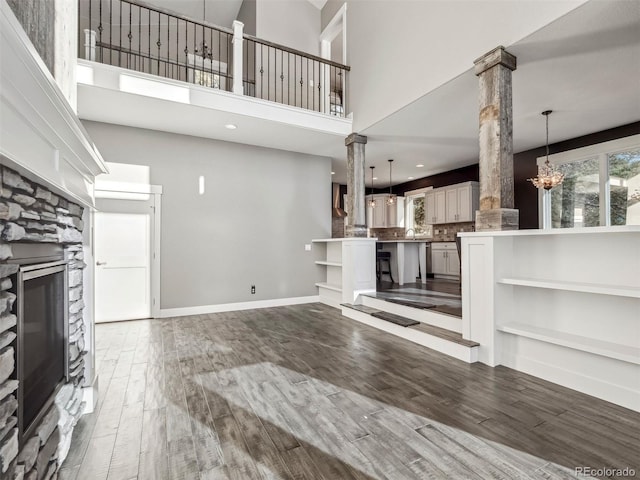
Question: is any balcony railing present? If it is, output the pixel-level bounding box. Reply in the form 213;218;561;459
78;0;350;117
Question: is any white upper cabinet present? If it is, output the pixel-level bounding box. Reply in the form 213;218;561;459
427;182;478;224
445;182;479;223
366;195;404;228
426;190;446;224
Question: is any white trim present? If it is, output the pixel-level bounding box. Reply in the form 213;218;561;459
94;187;162;320
537;134;640;167
159;295;320;318
404;186;433;197
95;182;163;195
151;193;162;319
536;135;640;229
320;3;347;44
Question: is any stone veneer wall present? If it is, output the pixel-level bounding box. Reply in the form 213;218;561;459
0;167;86;480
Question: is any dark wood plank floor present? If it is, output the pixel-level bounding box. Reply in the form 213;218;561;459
59;303;639;480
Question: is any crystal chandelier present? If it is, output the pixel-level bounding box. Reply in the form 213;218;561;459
386;159;397;205
369;166;377;208
194;0;212;60
529;110;564;190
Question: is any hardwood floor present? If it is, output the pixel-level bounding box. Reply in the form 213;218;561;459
59;303;639;480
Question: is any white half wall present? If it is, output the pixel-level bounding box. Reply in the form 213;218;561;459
83;120;331;310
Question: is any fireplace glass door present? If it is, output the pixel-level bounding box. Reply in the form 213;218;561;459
17;261;69;441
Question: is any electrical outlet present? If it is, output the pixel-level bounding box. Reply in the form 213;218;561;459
304;244;311;251
251;285;256;294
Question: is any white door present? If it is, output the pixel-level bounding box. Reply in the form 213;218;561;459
94;198;153;323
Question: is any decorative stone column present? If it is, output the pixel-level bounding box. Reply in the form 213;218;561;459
474;46;519;231
345;133;367;237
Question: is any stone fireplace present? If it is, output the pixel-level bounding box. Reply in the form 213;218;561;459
0;166;87;480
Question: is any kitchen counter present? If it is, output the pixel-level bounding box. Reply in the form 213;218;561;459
376;239;432;243
376;240;429;285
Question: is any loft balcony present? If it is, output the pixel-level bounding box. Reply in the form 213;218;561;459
76;0;351;149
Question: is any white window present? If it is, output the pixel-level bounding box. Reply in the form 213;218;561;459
540;135;640;229
404;187;433;237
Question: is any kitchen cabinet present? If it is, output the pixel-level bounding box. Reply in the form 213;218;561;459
445;182;479;223
425;190;446;224
366;195;404;228
431;242;459;277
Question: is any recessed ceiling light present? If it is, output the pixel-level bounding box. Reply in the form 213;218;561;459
373;177;378;180
408;176;414;180
416;164;424;168
225;124;237;130
331;171;335;175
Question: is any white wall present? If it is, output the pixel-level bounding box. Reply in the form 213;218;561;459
256;0;321;55
345;0;587;131
83;121;331;310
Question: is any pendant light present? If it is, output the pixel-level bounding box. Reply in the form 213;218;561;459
386;159;396;206
528;110;564;190
369;166;377;208
194;0;212;59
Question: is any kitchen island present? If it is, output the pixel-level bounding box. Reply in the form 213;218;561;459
376;239;429;285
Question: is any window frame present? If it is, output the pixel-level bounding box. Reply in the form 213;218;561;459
404;186;433;237
538;134;640;229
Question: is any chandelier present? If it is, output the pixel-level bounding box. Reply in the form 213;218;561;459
369;166;377;208
529;110;564;190
386;159;397;205
194;0;212;60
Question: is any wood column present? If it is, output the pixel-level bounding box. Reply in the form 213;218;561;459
474;46;519;231
345;133;368;237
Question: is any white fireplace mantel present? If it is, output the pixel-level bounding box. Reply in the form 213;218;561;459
0;1;107;207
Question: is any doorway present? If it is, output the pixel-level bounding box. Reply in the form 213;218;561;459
94;195;159;323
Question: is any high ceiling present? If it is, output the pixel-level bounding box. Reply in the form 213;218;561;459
330;0;640;186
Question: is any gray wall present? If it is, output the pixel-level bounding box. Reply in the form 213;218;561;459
256;0;320;56
83;121;331;310
237;0;257;36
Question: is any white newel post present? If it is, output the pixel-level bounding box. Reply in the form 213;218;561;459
83;28;96;61
232;20;244;95
320;40;331;114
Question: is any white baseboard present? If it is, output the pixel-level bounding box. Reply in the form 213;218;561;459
501;353;640;413
159;295;320;318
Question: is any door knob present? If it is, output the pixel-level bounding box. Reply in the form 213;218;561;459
96;261;107;266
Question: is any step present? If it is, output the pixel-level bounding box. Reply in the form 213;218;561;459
360;294;462;333
341;304;419;327
341;304;478;363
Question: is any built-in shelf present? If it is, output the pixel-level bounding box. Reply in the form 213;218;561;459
498;323;640;365
315;261;342;267
498;277;640;299
315;282;342;292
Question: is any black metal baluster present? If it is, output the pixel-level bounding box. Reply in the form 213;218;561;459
280;50;284;104
86;0;90;60
98;0;103;62
118;0;122;66
109;0;112;64
260;44;263;99
127;2;131;69
184;20;188;82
